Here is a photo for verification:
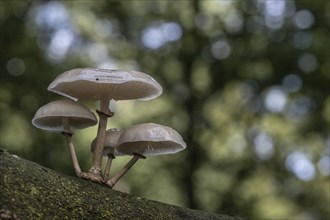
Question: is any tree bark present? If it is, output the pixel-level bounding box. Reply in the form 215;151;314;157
0;148;245;220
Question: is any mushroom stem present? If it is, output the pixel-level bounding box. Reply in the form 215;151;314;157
104;153;115;180
88;97;113;181
62;132;82;177
106;153;146;188
61;118;82;177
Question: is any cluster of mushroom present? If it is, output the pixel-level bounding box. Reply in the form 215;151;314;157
32;68;186;188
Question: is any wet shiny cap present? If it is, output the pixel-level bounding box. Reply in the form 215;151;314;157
32;99;97;133
48;68;163;101
116;123;186;156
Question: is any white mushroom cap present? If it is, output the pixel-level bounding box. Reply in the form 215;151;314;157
48;68;163;101
91;128;123;156
116;123;186;156
32;99;97;133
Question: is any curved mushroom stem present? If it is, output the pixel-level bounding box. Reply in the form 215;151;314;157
61;118;83;178
104;153;115;181
87;97;113;182
62;132;83;178
106;153;146;188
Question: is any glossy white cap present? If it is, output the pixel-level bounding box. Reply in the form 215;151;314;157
32;99;97;133
116;123;186;156
48;68;163;101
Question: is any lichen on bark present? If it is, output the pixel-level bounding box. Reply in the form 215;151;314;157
0;149;245;220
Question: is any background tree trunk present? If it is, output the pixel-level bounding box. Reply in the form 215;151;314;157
0;149;245;220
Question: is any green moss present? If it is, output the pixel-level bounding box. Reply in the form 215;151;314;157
0;148;245;219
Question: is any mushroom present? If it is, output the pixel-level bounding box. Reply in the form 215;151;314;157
90;128;123;180
48;68;163;182
32;99;98;177
106;123;186;188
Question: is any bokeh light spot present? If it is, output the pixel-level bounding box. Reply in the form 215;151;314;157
254;132;274;160
264;87;287;113
34;1;69;29
298;53;318;73
48;28;74;60
318;156;330;176
211;40;231;60
261;0;286;30
293;31;312;49
141;22;182;50
163;22;182;42
265;0;286;17
223;10;243;33
7;58;25;76
285;151;315;181
286;96;312;119
293;10;314;29
282;74;302;93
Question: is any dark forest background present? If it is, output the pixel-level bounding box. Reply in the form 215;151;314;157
1;1;329;219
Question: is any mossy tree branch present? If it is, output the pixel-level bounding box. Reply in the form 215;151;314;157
0;149;245;219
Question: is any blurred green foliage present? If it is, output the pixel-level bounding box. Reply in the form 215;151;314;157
0;1;329;219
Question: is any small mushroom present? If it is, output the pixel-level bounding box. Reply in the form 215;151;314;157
106;123;186;188
90;128;123;180
48;68;162;182
32;99;97;177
